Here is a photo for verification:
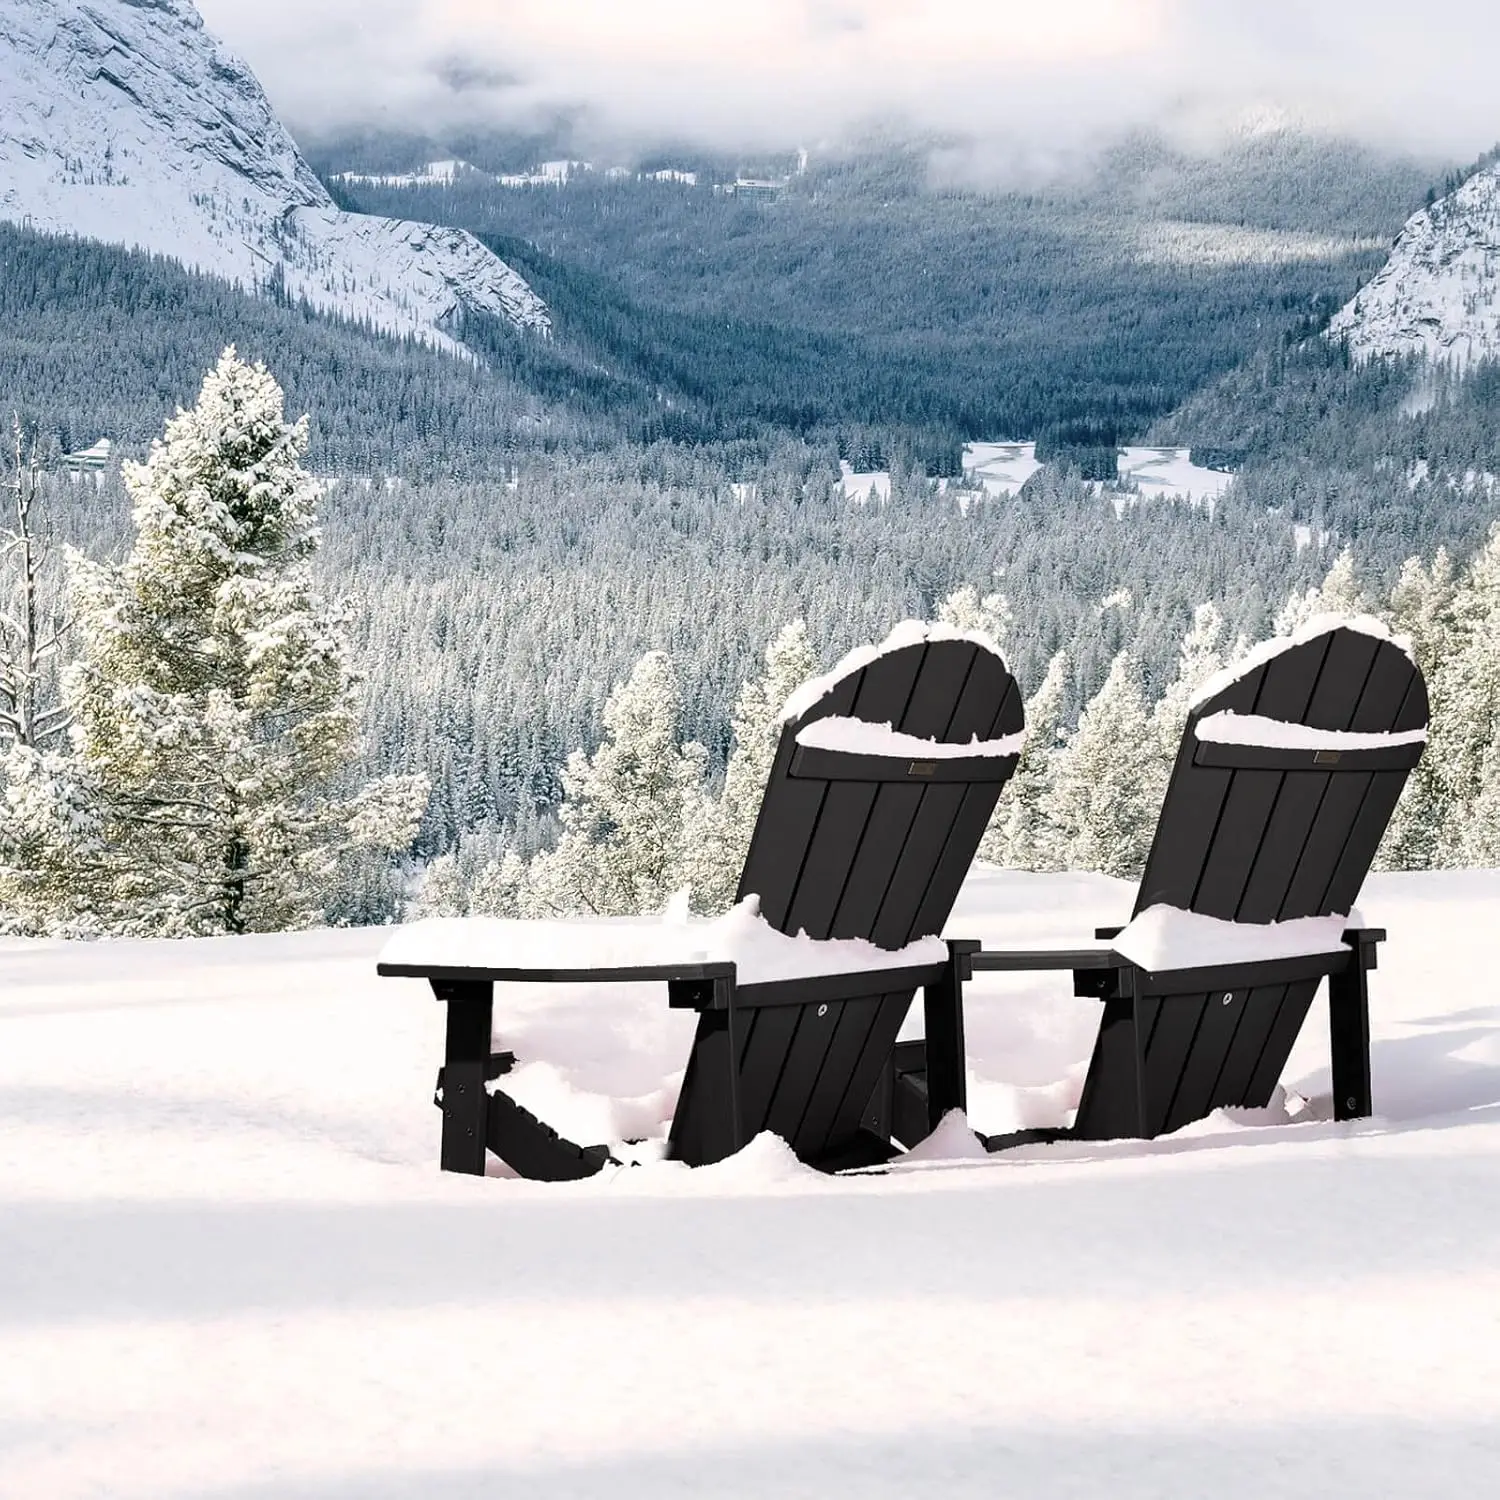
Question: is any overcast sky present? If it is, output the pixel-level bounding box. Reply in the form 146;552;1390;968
194;0;1496;165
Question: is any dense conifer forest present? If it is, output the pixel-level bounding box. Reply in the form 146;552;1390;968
7;133;1500;928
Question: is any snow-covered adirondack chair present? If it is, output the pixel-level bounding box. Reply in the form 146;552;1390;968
950;618;1429;1147
378;624;1025;1178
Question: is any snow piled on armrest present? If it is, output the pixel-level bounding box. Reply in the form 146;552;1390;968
379;894;951;983
780;619;1007;723
795;715;1026;759
1113;904;1359;973
1188;613;1416;713
1195;712;1428;750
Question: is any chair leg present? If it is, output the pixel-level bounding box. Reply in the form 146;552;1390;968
922;941;973;1132
435;980;493;1174
1328;957;1372;1122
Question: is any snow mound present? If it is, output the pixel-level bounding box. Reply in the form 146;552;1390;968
379;895;950;982
0;0;547;352
781;620;1008;723
1114;906;1355;974
795;717;1026;759
1188;615;1416;712
896;1109;991;1163
693;1130;816;1184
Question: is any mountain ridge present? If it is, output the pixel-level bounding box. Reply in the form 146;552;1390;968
1330;161;1500;365
0;0;548;352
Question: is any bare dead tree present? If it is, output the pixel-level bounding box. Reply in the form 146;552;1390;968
0;415;71;750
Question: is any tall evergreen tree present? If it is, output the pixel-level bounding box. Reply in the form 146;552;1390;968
522;650;707;916
979;649;1068;870
936;584;1013;650
1428;525;1500;865
1048;651;1159;879
1381;549;1458;870
58;348;427;935
682;620;817;914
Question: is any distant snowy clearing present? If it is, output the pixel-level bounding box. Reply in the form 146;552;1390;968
962;441;1044;495
1116;446;1235;503
958;443;1234;504
838;460;891;502
2;868;1498;1496
1136;220;1386;268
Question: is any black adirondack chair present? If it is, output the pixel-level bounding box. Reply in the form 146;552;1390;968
378;631;1024;1179
936;621;1428;1148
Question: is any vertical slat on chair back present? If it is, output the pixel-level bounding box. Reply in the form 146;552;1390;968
670;636;1022;1166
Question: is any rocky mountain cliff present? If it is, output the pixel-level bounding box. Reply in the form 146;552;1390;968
0;0;548;351
1329;163;1500;366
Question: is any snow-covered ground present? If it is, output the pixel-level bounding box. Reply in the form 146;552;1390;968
3;867;1498;1496
962;440;1043;495
958;443;1233;505
1136;220;1384;268
838;460;891;502
333;160;470;188
1117;446;1236;503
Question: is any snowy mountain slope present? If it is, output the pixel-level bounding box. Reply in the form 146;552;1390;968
1329;163;1500;365
0;0;548;352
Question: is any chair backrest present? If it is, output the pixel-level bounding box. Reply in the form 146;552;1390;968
1075;620;1428;1140
669;630;1023;1167
1136;622;1428;924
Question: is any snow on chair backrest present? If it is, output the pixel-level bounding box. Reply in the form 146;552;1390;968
1135;618;1429;926
735;622;1024;948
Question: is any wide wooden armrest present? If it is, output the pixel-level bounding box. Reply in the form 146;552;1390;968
376;958;738;986
967;927;1386;991
378;954;955;1013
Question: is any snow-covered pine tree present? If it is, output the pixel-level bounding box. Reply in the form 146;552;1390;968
0;740;105;935
61;347;428;935
469;851;526;917
1151;603;1227;750
681;620;817;914
1274;548;1370;636
936;583;1012;649
412;851;466;918
1047;650;1159;879
1428;526;1500;865
1380;549;1458;869
521;650;708;916
0;416;70;752
978;649;1069;870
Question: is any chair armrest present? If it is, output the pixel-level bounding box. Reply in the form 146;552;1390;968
970;947;1124;973
376;958;738;986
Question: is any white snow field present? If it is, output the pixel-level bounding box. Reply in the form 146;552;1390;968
3;867;1499;1498
838;460;892;502
961;441;1044;495
1116;446;1236;503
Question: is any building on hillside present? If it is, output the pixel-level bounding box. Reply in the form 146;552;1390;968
715;177;786;203
61;438;111;472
